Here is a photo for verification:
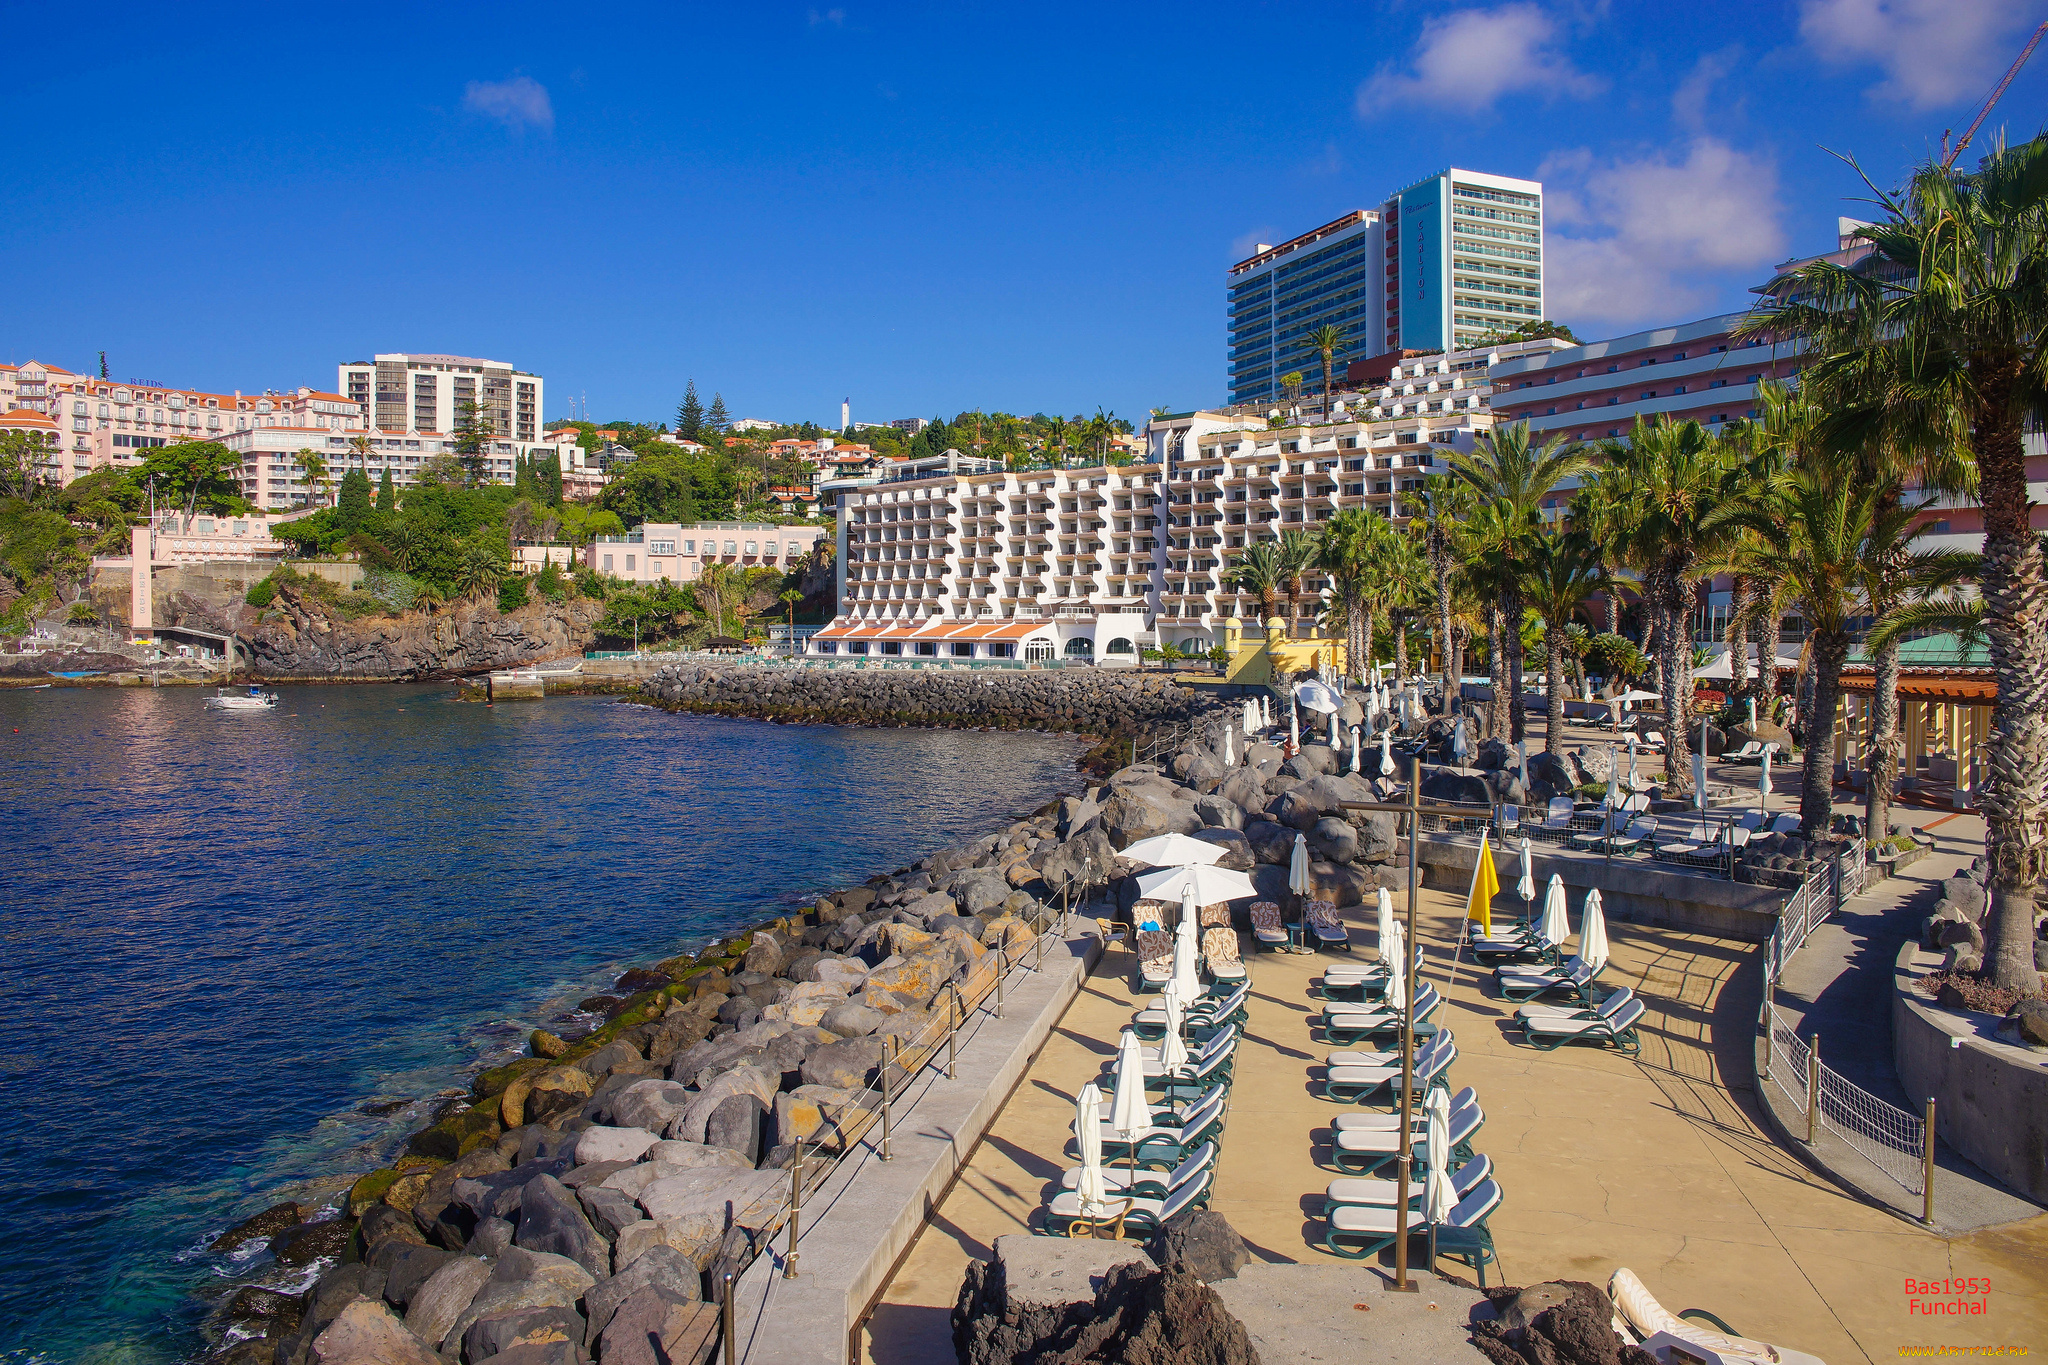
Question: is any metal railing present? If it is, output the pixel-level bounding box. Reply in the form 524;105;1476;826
1759;848;1933;1220
706;901;1074;1363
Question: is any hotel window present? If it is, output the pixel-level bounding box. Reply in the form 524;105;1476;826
626;555;636;570
787;541;801;555
745;541;758;554
684;540;695;553
602;554;614;571
880;641;902;655
724;540;737;554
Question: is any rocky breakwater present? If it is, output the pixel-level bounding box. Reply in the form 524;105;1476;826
248;586;604;681
639;662;1218;737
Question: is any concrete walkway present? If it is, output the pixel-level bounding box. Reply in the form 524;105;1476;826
862;882;2048;1365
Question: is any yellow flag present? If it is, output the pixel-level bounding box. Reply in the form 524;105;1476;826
1466;829;1499;935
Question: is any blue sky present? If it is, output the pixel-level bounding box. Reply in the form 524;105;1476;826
6;0;2045;428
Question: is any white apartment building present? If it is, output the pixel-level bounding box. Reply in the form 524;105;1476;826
338;354;543;445
1147;337;1567;652
808;462;1165;664
589;521;827;584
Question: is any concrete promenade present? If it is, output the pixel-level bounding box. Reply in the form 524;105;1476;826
862;884;2048;1365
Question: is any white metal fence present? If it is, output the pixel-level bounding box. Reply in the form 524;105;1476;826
1760;844;1932;1212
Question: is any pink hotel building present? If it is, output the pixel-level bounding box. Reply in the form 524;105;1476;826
0;358;592;511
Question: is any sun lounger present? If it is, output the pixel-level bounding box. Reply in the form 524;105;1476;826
1321;1177;1502;1278
1202;926;1247;984
1767;813;1802;835
1523;996;1645;1053
1326;1086;1476;1125
1726;740;1769;763
1325;1153;1492;1209
1133;928;1173;992
1470;925;1561;963
1047;1167;1214;1239
1133;980;1250;1039
1324;1036;1456;1104
1494;954;1599;1004
1525;796;1578;844
1608;1267;1827;1365
1332;1095;1484;1174
1320;984;1442;1045
1515;988;1634;1022
1304;900;1351;951
1110;1024;1239;1081
1086;1089;1229;1169
1248;901;1290;952
1060;1139;1215;1202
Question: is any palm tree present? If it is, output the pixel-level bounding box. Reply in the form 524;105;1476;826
457;542;505;601
1305;322;1348;422
1419;474;1466;704
1522;527;1611;755
779;588;802;655
1738;137;2048;994
1224;539;1286;639
1449;420;1591;745
1044;414;1070;468
1726;452;1968;837
1589;415;1749;801
1275;528;1319;643
296;449;331;508
1279;372;1304;420
1382;527;1431;690
1316;508;1386;679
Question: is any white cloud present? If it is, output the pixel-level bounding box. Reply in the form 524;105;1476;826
462;75;554;133
1541;138;1788;329
1358;4;1604;116
1671;48;1742;133
808;7;847;25
1798;0;2040;110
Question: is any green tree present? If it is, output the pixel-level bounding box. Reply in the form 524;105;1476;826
1304;322;1348;421
1275;528;1318;642
294;449;332;508
779;588;802;653
705;392;729;434
335;470;372;535
0;430;54;502
376;466;396;514
453;399;495;484
138;441;248;519
676;380;705;440
1224;539;1286;635
455;541;506;600
1522;527;1611;754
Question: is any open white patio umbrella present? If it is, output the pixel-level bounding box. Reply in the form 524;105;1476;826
1517;837;1535;918
1423;1085;1456;1263
1538;873;1570;947
1074;1081;1111;1218
1108;1030;1154;1178
1135;862;1258;907
1375;886;1395;962
1379;728;1395;777
1159;987;1191;1074
1295;679;1343;713
1759;747;1774;799
1579;887;1610;971
1121;832;1227;869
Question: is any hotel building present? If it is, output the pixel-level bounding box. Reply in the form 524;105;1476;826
1227;168;1545;408
589;521;828;584
338;354;543;446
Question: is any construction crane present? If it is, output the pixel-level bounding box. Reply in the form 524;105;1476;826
1942;19;2048;169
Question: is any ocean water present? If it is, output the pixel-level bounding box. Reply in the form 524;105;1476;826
0;685;1086;1363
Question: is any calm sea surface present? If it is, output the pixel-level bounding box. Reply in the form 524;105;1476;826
0;685;1086;1363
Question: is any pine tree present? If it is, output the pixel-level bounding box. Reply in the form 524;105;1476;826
706;393;729;434
336;469;372;534
676;381;704;440
376;467;395;513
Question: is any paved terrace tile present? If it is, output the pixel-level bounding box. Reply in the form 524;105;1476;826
864;881;2048;1365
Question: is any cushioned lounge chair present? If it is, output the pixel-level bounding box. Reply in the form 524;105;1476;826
1325;1152;1492;1210
1494;955;1598;1004
1305;900;1351;952
1249;901;1289;953
1133;929;1173;992
1059;1139;1215;1202
1523;996;1646;1053
1515;987;1634;1022
1332;1095;1483;1174
1321;1178;1502;1278
1608;1267;1827;1365
1203;926;1247;984
1324;1035;1456;1104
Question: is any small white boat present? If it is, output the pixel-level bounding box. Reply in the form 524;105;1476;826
206;685;280;711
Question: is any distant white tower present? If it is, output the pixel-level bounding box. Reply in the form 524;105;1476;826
841;398;850;431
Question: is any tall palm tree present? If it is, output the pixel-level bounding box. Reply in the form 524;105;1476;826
1522;527;1611;754
1045;414;1070;468
1449;421;1591;744
1726;451;1969;837
1304;322;1348;422
1419;474;1466;705
1738;137;2048;994
1590;415;1750;800
1315;507;1387;679
1275;528;1319;642
1383;525;1431;689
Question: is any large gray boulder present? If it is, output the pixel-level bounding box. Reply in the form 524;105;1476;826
1351;810;1399;863
1217;769;1268;814
1263;790;1321;832
402;1255;492;1350
705;1093;766;1165
606;1079;695;1132
1419;765;1492;806
1040;828;1114;893
512;1174;609;1279
311;1300;439;1365
574;1125;660;1166
582;1245;700;1345
1306;817;1357;865
1146;1209;1252;1283
1100;789;1174;849
442;1248;595;1353
1189;828;1256;871
801;1035;886;1090
1242;820;1296;867
1192;794;1243;830
460;1304;585;1363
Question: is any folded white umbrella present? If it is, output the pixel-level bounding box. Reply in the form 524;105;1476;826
1747;696;1758;728
1328;711;1340;748
1538;873;1569;946
1262;695;1272;728
1451;715;1469;762
1136;863;1258;906
1289;705;1300;751
1423;1085;1455;1223
1383;919;1407;1011
1579;888;1610;972
1693;744;1709;813
1516;741;1528;789
1171;886;1201;1008
1517;837;1535;905
1074;1081;1110;1215
1222;728;1234;767
1605;745;1619;809
1108;1031;1154;1159
1288;832;1313;899
1120;832;1227;869
1760;748;1773;799
1159;989;1190;1074
1350;724;1362;774
1626;734;1640;791
1375;887;1395;963
1379;728;1395;777
1295;679;1344;713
